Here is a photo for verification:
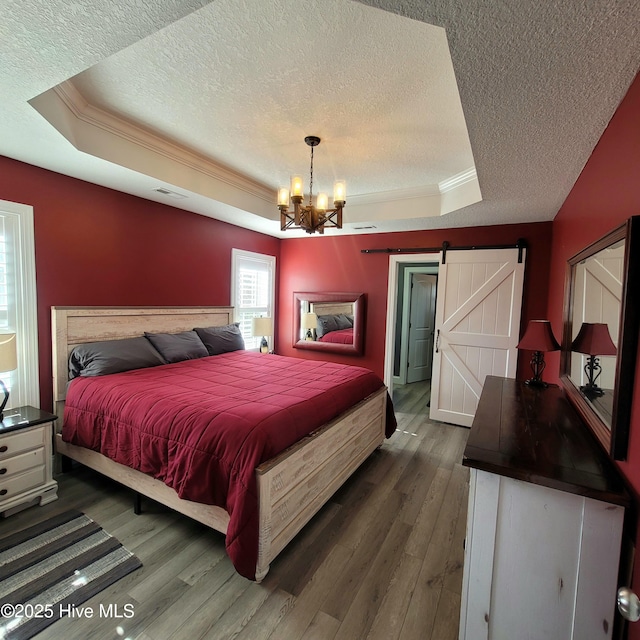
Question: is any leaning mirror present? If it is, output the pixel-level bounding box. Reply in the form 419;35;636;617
293;292;365;355
561;216;639;460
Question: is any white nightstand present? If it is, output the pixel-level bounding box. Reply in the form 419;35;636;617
0;406;58;517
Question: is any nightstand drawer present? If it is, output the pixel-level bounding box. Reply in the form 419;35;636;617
0;447;45;478
0;425;46;460
0;465;46;502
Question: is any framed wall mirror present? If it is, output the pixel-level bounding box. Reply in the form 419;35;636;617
561;215;640;460
293;292;365;355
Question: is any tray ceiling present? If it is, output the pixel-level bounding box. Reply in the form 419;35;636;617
2;0;639;237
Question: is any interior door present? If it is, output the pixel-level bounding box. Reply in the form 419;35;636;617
407;274;437;383
430;248;526;427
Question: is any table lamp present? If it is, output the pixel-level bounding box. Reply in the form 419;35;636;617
571;322;617;398
252;317;273;354
517;320;560;387
0;332;17;420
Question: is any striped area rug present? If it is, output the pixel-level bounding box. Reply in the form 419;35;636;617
0;510;141;640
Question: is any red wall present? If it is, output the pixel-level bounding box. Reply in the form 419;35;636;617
547;71;640;638
0;156;280;412
278;222;553;380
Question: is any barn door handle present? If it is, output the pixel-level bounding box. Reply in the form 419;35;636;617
435;329;440;353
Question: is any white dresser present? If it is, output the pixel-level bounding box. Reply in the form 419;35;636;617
460;377;629;640
0;406;58;516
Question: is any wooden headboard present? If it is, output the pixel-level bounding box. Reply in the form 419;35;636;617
51;306;234;419
310;301;354;316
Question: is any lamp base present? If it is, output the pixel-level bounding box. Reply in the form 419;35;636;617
580;384;605;399
524;351;547;388
0;377;9;422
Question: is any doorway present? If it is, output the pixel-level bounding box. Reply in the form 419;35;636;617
390;261;439;414
384;248;526;425
386;255;440;414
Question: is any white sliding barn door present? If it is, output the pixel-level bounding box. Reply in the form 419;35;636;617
430;248;525;427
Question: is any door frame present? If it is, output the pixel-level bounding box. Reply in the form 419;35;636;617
384;253;441;396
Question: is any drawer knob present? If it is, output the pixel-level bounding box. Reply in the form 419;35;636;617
0;468;6;475
0;489;7;496
0;445;7;453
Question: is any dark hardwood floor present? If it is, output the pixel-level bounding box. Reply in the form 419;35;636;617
2;382;469;640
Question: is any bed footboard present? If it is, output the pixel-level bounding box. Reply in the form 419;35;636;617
254;387;387;580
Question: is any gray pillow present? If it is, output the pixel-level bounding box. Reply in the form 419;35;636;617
336;314;353;330
316;315;339;338
144;330;208;363
194;323;245;355
69;337;165;379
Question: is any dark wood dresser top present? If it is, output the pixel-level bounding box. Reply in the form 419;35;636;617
463;376;630;507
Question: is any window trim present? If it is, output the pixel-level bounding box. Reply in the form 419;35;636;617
0;199;40;409
231;248;276;351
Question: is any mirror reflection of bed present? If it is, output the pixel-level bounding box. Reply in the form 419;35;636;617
304;301;355;345
293;292;365;355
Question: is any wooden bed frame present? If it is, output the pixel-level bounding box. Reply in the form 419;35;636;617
51;306;387;581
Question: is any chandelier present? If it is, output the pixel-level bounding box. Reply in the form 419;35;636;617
278;136;346;234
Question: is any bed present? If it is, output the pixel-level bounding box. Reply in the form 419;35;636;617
52;306;394;582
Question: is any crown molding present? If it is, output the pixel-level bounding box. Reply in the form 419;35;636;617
50;81;274;202
349;184;441;207
439;167;478;192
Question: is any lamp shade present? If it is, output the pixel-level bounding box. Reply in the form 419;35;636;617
0;333;17;372
517;320;560;352
571;322;617;356
302;313;318;330
251;317;273;338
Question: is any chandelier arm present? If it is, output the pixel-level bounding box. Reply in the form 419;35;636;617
294;198;301;226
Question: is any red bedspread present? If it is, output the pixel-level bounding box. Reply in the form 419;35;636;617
62;351;395;579
318;328;353;344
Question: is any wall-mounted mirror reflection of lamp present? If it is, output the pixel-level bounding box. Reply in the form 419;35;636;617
561;215;640;461
302;313;317;341
571;322;617;398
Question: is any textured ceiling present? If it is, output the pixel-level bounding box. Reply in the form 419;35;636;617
2;0;639;238
70;0;473;195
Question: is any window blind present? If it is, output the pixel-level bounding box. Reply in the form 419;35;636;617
231;249;275;350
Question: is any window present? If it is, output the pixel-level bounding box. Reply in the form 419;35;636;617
231;249;275;350
0;200;39;409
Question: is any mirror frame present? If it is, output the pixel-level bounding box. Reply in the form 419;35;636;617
560;216;640;460
293;292;365;355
